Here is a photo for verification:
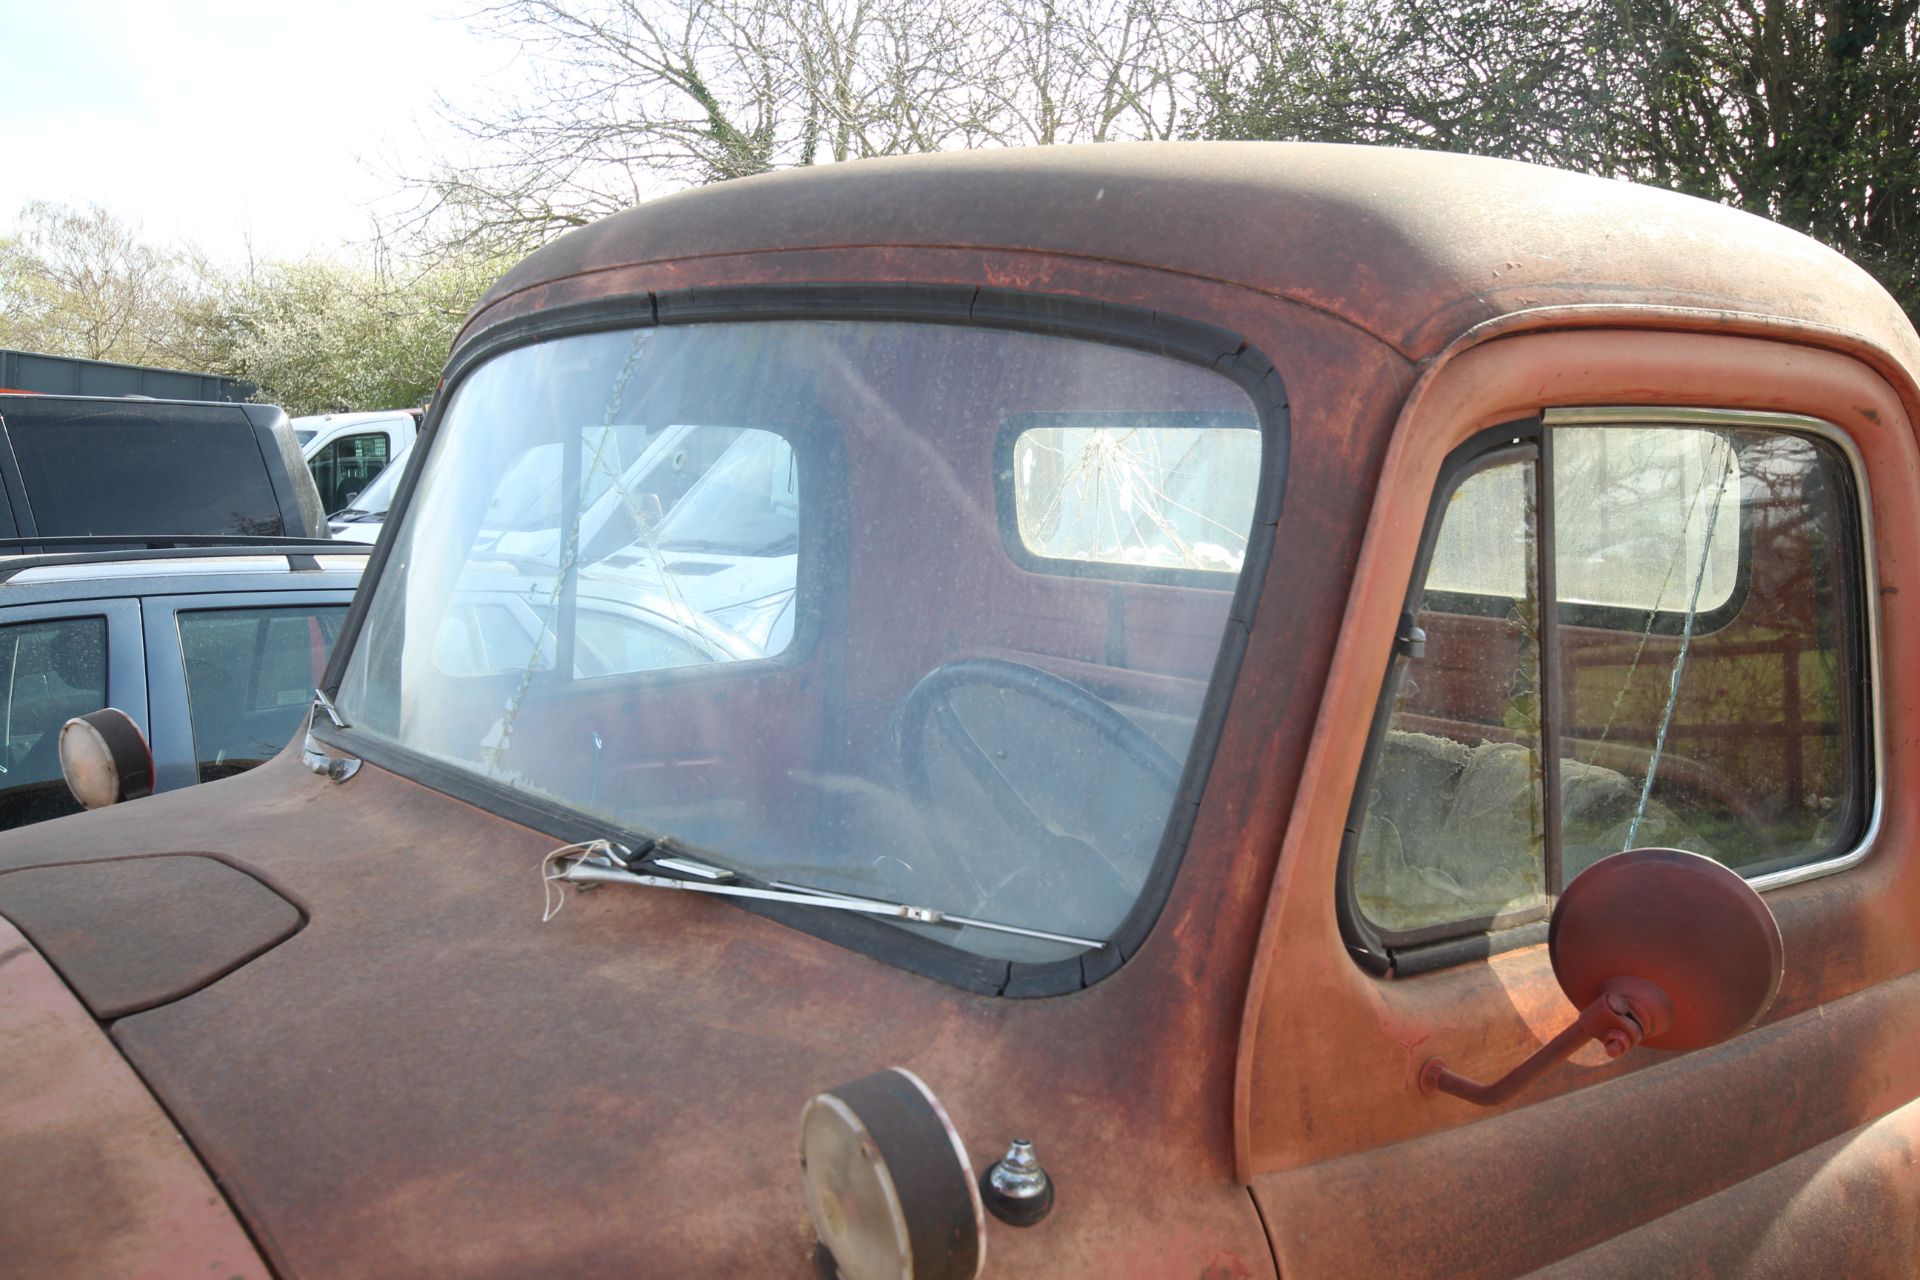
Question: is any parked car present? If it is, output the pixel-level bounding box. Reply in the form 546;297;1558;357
0;540;366;830
6;143;1920;1279
294;408;421;515
0;393;328;541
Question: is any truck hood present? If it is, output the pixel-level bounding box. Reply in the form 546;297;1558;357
0;750;1273;1280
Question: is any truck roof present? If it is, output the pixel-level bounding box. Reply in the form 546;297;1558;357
461;142;1920;380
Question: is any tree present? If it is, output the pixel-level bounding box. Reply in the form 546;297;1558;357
405;0;1204;254
216;252;506;416
1190;0;1920;324
1189;0;1613;171
1597;0;1920;318
0;202;220;366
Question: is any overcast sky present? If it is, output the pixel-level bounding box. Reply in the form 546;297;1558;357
0;0;522;260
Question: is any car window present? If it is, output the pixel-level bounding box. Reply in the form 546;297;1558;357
339;321;1269;964
312;431;392;514
5;401;286;537
343;447;410;516
1005;413;1261;578
179;606;348;782
1351;421;1867;941
0;615;108;829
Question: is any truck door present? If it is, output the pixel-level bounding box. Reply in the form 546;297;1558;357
1239;330;1920;1277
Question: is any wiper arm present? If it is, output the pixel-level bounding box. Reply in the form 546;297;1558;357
553;849;1101;949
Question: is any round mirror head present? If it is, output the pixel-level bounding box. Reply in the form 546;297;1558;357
59;708;154;810
1551;848;1783;1052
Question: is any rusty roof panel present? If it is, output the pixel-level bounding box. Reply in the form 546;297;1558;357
463;143;1920;373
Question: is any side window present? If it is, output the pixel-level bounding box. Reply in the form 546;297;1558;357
0;616;108;829
1351;419;1867;947
312;432;392;513
179;606;348;782
1356;453;1548;933
8;405;285;537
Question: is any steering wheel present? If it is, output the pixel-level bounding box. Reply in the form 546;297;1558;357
892;658;1183;935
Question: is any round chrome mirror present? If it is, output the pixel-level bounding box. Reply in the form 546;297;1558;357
59;708;154;810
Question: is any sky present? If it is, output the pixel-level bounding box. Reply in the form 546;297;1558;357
0;0;523;261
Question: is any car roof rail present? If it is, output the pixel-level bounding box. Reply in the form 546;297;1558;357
0;539;373;583
0;535;359;551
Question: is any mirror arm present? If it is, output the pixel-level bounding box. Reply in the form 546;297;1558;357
1420;978;1674;1107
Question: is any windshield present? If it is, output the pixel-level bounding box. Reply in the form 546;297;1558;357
343;446;410;516
337;320;1265;963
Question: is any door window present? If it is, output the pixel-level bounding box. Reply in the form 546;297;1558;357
311;432;393;514
0;616;108;828
179;606;348;781
1350;420;1868;944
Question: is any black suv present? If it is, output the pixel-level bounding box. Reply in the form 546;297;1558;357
0;395;327;541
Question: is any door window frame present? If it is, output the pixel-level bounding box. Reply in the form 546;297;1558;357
141;590;356;793
0;596;145;787
1336;407;1882;976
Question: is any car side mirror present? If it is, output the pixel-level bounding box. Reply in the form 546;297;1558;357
59;708;155;809
1421;847;1783;1106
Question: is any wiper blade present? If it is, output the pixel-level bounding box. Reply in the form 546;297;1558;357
554;851;1101;948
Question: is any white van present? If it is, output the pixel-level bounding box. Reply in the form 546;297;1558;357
294;410;421;514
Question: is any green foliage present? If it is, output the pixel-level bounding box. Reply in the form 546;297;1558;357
215;255;505;417
1192;0;1920;324
0;200;505;416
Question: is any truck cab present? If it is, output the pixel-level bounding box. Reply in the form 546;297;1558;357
3;144;1918;1279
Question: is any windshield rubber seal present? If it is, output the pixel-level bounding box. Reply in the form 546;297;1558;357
313;281;1289;999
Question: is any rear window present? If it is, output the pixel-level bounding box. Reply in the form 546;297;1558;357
2;401;285;536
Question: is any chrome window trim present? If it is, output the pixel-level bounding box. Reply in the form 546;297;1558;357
1542;405;1884;894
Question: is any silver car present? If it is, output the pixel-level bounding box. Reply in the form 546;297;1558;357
0;541;369;829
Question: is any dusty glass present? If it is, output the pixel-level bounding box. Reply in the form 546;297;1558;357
1355;459;1549;933
181;606;348;781
337;321;1263;961
1357;423;1865;938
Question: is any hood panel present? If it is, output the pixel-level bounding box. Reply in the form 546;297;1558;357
0;854;301;1019
47;754;1276;1279
0;916;268;1279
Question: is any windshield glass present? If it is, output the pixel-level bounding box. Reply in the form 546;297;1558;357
337;320;1265;963
344;446;410;516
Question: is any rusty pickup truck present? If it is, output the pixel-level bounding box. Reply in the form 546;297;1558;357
6;143;1918;1279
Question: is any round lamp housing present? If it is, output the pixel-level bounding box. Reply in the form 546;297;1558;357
799;1067;984;1280
59;708;154;810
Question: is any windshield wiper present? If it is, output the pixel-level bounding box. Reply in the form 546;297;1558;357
552;846;1101;949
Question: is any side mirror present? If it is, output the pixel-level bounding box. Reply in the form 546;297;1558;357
1421;848;1783;1106
59;708;155;809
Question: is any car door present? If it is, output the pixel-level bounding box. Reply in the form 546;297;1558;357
1239;329;1920;1276
141;592;351;792
0;598;144;830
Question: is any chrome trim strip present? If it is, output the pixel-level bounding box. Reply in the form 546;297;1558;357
1542;405;1885;894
